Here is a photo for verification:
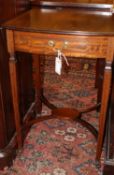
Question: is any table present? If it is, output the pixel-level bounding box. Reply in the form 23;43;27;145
3;7;114;162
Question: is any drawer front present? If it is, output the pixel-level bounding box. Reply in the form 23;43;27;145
14;31;108;58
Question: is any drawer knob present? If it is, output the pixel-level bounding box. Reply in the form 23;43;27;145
48;40;55;47
63;41;69;49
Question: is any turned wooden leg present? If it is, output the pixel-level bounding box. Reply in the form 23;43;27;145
96;61;112;161
32;54;42;115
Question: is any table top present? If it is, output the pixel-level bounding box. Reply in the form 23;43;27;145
3;8;114;36
31;0;113;8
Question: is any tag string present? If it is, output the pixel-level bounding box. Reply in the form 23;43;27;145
61;52;69;66
57;50;69;66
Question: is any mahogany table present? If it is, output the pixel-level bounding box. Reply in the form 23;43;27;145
3;7;114;162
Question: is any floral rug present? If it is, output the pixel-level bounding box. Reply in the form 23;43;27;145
0;57;104;175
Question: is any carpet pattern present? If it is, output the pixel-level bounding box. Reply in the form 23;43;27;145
0;57;104;175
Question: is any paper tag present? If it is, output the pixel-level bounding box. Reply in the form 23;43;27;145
55;56;62;75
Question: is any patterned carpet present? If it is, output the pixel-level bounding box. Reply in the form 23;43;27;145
0;57;104;175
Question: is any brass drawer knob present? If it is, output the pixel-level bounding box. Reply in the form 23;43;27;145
48;40;55;47
63;41;69;49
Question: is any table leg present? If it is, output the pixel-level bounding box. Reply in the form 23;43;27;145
9;57;22;148
32;54;56;114
96;60;112;161
32;54;42;115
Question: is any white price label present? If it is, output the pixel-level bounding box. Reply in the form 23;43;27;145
55;56;62;75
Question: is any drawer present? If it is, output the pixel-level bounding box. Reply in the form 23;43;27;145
14;31;108;58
